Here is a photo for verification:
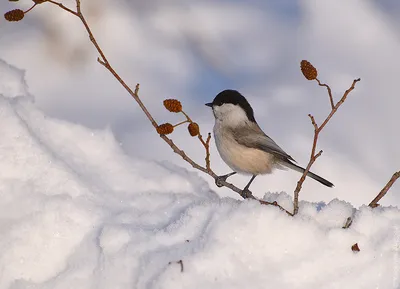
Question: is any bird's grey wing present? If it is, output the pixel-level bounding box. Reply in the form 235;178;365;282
232;124;296;162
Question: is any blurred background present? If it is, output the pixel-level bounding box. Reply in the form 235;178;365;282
1;0;399;206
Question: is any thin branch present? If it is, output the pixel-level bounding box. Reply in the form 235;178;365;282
369;171;400;208
259;200;294;216
168;260;184;272
343;170;399;230
134;83;140;95
308;114;318;130
316;78;335;110
197;132;211;172
173;120;190;127
205;133;211;171
24;3;37;14
293;78;360;215
48;0;79;16
318;78;361;133
181;110;192;123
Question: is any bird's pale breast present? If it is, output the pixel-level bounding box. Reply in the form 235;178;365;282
214;123;275;175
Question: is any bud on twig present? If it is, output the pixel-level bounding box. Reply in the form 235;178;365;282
188;122;199;137
156;123;174;135
4;9;24;21
163;99;182;113
300;60;318;80
33;0;48;3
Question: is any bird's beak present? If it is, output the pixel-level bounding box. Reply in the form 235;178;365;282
205;103;213;107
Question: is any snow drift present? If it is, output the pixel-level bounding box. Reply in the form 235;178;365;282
0;59;399;289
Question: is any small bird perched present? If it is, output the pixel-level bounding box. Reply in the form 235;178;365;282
205;89;333;197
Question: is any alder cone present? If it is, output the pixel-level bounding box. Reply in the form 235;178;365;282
163;99;182;113
4;9;24;22
188;122;199;137
156;123;174;135
300;60;318;80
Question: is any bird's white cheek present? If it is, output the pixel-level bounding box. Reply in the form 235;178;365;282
212;107;223;120
213;104;248;126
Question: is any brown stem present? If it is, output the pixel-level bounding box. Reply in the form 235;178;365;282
293;78;360;215
369;171;400;208
181;110;192;123
259;200;294;216
205;133;212;171
318;78;361;133
316;78;335;110
197;132;211;171
48;0;79;16
98;59;158;128
173;120;190;127
24;3;37;14
344;170;399;230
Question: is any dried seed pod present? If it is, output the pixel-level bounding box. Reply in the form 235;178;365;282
33;0;47;3
4;9;24;22
156;123;174;135
300;60;318;80
188;122;199;137
163;99;182;113
351;243;360;252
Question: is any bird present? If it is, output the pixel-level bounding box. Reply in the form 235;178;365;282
205;89;333;197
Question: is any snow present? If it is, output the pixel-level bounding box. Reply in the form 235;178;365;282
0;59;399;289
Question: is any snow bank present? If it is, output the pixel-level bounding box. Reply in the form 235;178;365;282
0;60;399;289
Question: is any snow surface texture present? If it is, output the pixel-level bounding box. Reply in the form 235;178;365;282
0;60;400;289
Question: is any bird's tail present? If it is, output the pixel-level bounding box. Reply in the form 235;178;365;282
283;161;334;188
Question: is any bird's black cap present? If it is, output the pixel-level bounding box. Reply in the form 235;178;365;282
205;89;256;123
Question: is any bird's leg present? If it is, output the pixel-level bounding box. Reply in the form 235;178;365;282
215;172;237;187
240;175;257;199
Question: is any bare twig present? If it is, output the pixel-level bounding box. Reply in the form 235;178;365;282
369;171;400;208
173;120;190;127
24;3;37;14
318;78;361;133
134;83;140;95
293;78;361;215
316;78;334;110
197;132;212;172
205;133;211;171
181;111;192;122
259;200;294;216
48;0;79;16
343;170;399;230
168;260;184;272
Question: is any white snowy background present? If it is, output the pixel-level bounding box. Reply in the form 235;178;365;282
0;0;400;288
